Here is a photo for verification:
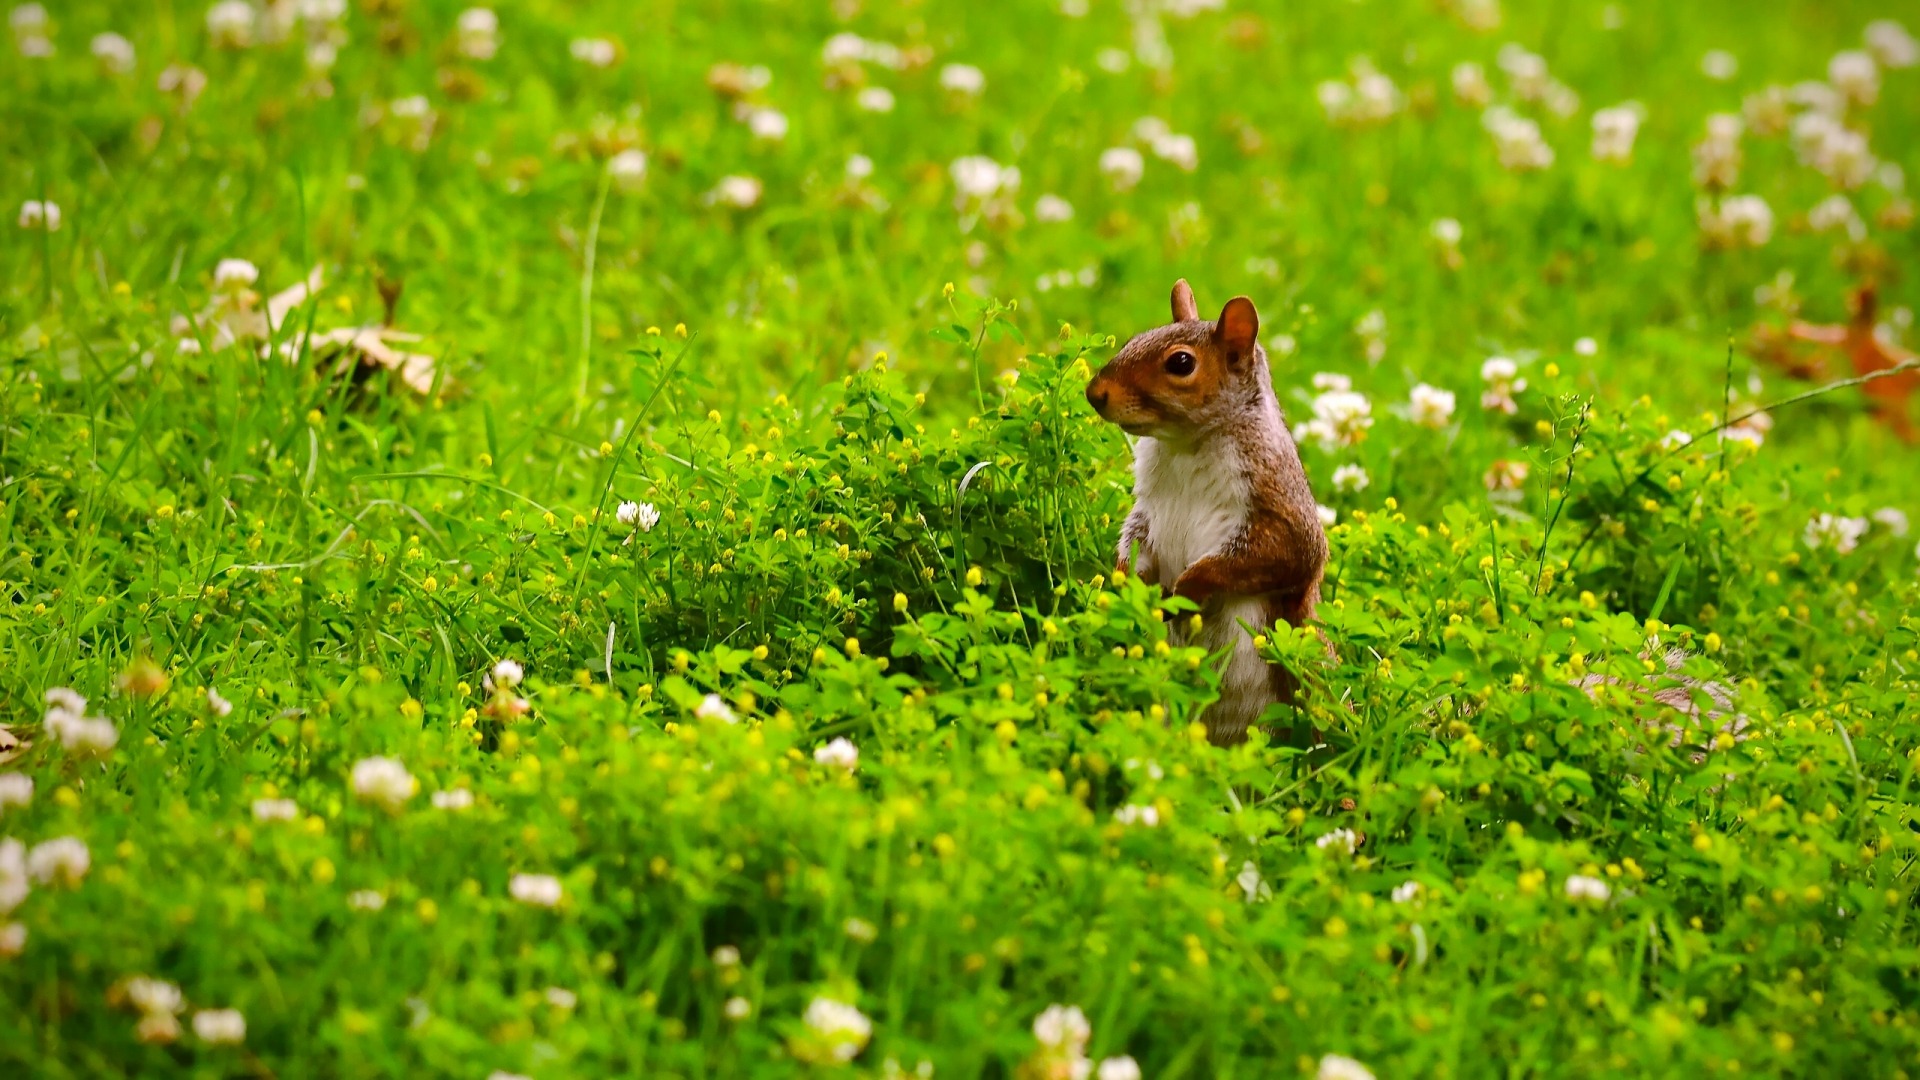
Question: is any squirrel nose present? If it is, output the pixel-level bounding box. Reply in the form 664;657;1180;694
1086;383;1109;413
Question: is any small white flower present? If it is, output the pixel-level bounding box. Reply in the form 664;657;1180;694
431;788;475;810
1149;132;1198;171
1700;50;1737;80
17;200;59;232
710;175;763;208
1564;874;1611;902
9;3;46;33
1031;1004;1091;1052
213;258;259;293
569;37;617;67
607;149;648;193
1872;508;1909;537
950;155;1017;202
1099;146;1145;191
1803;513;1869;554
1408;383;1456;429
206;687;233;717
456;8;499;61
206;0;257;49
846;154;874;180
856;86;895;113
617;500;659;531
1661;430;1693;449
1590;103;1642;163
939;63;985;95
1295;390;1373;451
1484;459;1530;493
192;1008;247;1045
0;839;26;914
1482;106;1554;171
158;63;209;107
43;694;117;755
1451;61;1491;106
695;694;738;723
814;737;859;771
843;916;877;943
490;659;524;687
349;756;417;812
1829;49;1880;106
348;889;387;911
1315;828;1358;854
1112;804;1160;827
1430;217;1462;247
0;922;25;956
1236;861;1267;903
1331;464;1370;494
1392;880;1423;904
1317;1054;1376;1080
128;976;184;1017
1807;194;1865;241
803;997;873;1062
745;107;788;141
252;798;298;822
0;774;30;813
1316;504;1338;527
1574;336;1598;356
1866;19;1918;68
540;986;577;1010
712;945;742;967
1097;1057;1143;1080
1311;372;1353;393
1034;194;1074;223
26;837;89;886
724;996;752;1020
91;32;136;74
509;872;563;908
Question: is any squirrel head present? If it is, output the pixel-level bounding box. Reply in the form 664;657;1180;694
1085;279;1267;438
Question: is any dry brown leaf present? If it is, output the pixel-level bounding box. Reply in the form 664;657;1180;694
1751;284;1919;442
0;724;27;765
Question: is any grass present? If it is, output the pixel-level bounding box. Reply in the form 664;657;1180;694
3;0;1920;1076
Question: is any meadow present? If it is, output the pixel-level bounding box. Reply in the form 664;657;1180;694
4;0;1920;1076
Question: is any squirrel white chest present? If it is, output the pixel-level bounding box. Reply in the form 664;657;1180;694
1131;436;1251;590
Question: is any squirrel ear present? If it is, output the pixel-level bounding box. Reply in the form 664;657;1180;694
1171;279;1199;323
1214;296;1259;355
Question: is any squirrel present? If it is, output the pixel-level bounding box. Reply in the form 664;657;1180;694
1084;280;1329;745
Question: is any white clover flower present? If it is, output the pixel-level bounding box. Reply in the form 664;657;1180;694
616;500;659;531
803;997;873;1062
1408;383;1456;429
212;258;259;294
43;691;117;756
487;1072;531;1080
845;154;874;181
1316;504;1338;527
1312;372;1353;393
431;788;474;810
814;737;859;771
1032;1004;1091;1052
91;32;135;74
709;175;763;209
1430;217;1463;247
509;872;563;908
1315;828;1358;854
1098;1057;1143;1080
856;86;895;113
822;32;866;65
537;986;576;1011
348;889;386;911
1451;61;1491;106
1866;19;1918;68
206;1;256;48
569;37;617;67
1482;106;1554;171
1099;146;1145;191
1697;194;1773;249
1391;880;1422;904
1590;103;1643;163
1331;464;1370;494
27;837;89;886
1661;430;1693;449
1829;49;1880;106
1808;194;1865;241
1574;337;1598;357
940;63;985;95
724;996;752;1020
712;944;741;967
1803;513;1869;554
349;756;417;812
206;687;233;717
1700;50;1737;80
950;155;1017;202
607;149;648;193
158;63;209;107
17;200;59;232
1564;874;1611;902
695;694;738;723
1033;194;1074;223
0;773;30;814
1112;804;1160;827
745;107;788;141
252;798;298;822
0;839;26;915
1872;508;1909;537
489;659;524;688
1318;1054;1377;1080
1295;389;1374;451
1484;459;1530;493
843;916;877;943
128;976;184;1017
192;1008;246;1045
8;3;46;33
456;8;499;61
1497;42;1550;98
1148;131;1198;172
0;922;23;956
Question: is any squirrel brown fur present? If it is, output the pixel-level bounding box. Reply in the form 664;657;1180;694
1085;280;1329;745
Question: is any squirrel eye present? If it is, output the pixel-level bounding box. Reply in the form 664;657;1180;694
1164;350;1197;377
